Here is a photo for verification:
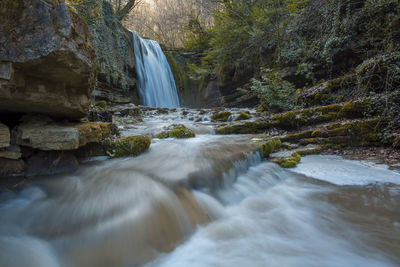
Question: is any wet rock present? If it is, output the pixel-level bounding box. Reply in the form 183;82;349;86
258;138;282;158
106;136;151;157
26;151;79;177
270;152;301;168
234;112;251;121
0;0;94;119
211;111;231;122
0;123;10;148
0;158;25;177
0;145;22;160
120;105;141;117
156;125;195;139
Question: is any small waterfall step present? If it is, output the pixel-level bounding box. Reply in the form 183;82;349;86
132;31;180;108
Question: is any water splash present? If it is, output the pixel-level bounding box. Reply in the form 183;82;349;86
132;31;180;108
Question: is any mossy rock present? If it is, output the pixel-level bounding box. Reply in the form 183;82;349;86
234;112;251;121
156;125;195;139
258;138;282;158
296;145;323;155
107;136;151;157
281;131;313;142
215;121;272;134
211;111;232;122
311;129;324;137
272;152;301;168
272;111;296;128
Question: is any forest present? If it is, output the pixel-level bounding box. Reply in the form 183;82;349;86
0;0;399;266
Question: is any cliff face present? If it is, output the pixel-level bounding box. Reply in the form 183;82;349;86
164;49;221;108
0;0;142;178
0;0;95;119
70;0;139;105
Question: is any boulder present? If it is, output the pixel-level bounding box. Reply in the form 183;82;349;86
106;136;151;157
0;0;94;119
0;122;10;148
15;116;113;150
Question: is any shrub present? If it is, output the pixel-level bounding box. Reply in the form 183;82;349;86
251;69;296;113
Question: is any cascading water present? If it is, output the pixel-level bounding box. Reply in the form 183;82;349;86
0;108;399;267
132;31;180;108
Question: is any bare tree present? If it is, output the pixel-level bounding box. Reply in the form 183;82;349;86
123;0;218;46
108;0;143;20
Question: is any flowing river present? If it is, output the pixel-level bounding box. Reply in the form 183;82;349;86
0;108;399;267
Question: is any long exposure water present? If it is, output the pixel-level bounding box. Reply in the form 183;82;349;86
0;108;399;267
132;31;180;108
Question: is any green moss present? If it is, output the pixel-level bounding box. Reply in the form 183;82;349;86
258;138;282;158
156;132;170;139
211;111;232;122
338;101;369;118
281;131;313;142
272;111;296;128
299;138;322;145
311;130;323;137
156;125;196;139
274;152;301;168
234;112;251;121
297;145;323;155
215;121;271;134
107;136;151;157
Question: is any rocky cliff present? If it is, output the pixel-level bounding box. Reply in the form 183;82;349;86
0;0;94;119
0;0;144;179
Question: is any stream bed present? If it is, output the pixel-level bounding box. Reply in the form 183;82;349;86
0;108;399;267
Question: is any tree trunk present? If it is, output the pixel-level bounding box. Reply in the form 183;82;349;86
116;0;136;20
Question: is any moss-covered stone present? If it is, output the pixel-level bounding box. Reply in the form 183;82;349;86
156;125;196;139
273;152;301;168
311;129;323;137
215;121;272;134
211;111;232;122
272;111;296;128
234;112;251;121
74;122;115;146
297;145;323;155
258;138;282;158
281;131;313;142
107;136;150;157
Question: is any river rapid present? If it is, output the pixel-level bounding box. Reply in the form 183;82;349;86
0;108;399;267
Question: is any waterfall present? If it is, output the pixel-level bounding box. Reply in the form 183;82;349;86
132;31;180;108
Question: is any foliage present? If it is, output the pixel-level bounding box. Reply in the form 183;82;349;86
184;0;399;93
250;68;296;112
184;12;212;51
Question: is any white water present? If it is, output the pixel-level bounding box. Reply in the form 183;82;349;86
0;108;399;267
132;31;180;108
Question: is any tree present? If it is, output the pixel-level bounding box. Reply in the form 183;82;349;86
108;0;142;20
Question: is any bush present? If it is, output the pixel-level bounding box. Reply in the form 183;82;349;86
250;68;296;113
